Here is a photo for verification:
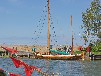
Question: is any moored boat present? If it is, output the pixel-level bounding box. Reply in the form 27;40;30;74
34;0;83;60
36;54;82;60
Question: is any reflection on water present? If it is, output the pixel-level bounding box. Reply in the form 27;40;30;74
0;58;101;76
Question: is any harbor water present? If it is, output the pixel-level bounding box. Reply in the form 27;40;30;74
0;58;101;76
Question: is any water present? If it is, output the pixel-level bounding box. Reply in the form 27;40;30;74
0;58;101;76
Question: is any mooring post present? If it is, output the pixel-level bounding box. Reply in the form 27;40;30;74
82;51;85;60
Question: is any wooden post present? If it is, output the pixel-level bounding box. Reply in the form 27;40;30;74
4;51;6;56
47;0;50;51
28;53;30;58
82;51;85;60
2;52;3;57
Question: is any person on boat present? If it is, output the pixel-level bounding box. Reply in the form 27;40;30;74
86;46;91;57
66;46;69;53
58;45;62;51
63;46;67;52
68;46;72;53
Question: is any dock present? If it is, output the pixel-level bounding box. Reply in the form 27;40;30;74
90;54;101;60
14;51;34;58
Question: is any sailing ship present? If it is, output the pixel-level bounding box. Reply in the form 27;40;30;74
35;0;83;60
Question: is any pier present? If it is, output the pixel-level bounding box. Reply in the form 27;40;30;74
90;54;101;60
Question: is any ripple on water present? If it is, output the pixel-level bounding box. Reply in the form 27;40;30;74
0;58;101;76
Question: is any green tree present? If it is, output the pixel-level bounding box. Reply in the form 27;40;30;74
97;31;101;39
82;0;101;39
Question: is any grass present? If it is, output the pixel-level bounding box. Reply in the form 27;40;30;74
74;50;83;54
92;52;101;55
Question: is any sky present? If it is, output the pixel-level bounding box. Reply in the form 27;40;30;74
0;0;94;46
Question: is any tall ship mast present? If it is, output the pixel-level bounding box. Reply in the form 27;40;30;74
70;15;74;55
47;0;50;51
36;0;82;60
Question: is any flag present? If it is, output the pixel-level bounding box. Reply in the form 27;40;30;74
10;57;34;76
10;57;41;76
23;63;35;76
9;73;21;76
10;57;23;68
1;46;18;55
25;67;34;76
22;62;42;76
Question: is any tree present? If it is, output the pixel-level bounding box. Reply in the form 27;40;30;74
82;0;101;42
97;31;101;39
